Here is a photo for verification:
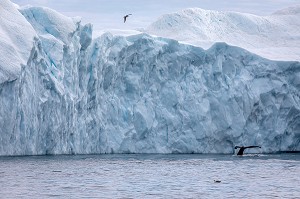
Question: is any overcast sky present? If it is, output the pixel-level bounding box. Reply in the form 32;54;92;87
12;0;300;31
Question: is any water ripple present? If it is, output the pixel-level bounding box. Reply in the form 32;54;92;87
0;154;299;198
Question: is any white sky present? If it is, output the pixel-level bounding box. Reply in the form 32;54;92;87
12;0;300;31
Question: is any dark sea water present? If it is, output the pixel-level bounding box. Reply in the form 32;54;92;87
0;154;299;199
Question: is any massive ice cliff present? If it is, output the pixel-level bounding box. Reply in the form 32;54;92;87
0;0;299;155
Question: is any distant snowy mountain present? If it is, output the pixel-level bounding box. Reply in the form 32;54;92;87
0;0;299;155
146;7;300;61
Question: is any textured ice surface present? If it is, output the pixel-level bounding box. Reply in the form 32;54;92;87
0;0;299;155
146;7;300;61
0;0;37;84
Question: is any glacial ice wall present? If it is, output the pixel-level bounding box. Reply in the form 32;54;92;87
0;1;299;155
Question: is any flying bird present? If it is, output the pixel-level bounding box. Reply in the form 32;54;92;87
124;14;132;23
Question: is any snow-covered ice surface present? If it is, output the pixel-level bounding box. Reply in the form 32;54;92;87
93;29;143;39
0;0;299;155
0;0;37;84
146;7;300;61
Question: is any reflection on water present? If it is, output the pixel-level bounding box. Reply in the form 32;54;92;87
0;154;299;198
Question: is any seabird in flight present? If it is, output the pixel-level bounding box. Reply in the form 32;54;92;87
124;14;132;23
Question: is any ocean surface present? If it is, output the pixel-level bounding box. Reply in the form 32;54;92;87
0;154;299;198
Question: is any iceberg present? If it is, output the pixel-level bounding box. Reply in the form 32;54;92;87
0;0;299;155
146;7;300;61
